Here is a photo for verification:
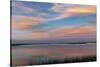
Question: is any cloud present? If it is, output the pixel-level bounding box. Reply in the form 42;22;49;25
12;1;34;15
31;32;50;40
12;23;96;41
51;4;96;14
67;6;96;14
51;4;96;20
12;1;59;23
25;24;96;40
50;25;96;38
11;2;96;42
12;15;44;30
51;3;68;13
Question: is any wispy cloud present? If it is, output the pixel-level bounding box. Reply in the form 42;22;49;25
15;24;96;41
51;4;96;20
12;15;44;30
12;1;34;16
11;1;96;42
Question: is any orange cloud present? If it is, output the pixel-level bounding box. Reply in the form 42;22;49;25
51;4;96;20
12;16;44;30
13;25;96;41
31;32;50;40
52;26;96;37
27;25;96;40
67;6;96;14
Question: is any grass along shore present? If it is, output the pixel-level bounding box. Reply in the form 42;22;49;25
11;55;96;66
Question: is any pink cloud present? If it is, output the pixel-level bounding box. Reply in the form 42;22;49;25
12;15;44;30
51;25;96;38
24;25;96;40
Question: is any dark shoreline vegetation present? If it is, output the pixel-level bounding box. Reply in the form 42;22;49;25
11;41;96;46
11;55;96;66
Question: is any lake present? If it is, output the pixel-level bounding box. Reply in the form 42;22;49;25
11;43;96;66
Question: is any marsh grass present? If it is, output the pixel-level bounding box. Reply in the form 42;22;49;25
11;55;96;66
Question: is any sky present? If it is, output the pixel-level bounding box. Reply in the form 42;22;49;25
11;0;96;43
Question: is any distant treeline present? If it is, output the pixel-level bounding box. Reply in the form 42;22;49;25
11;41;96;46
